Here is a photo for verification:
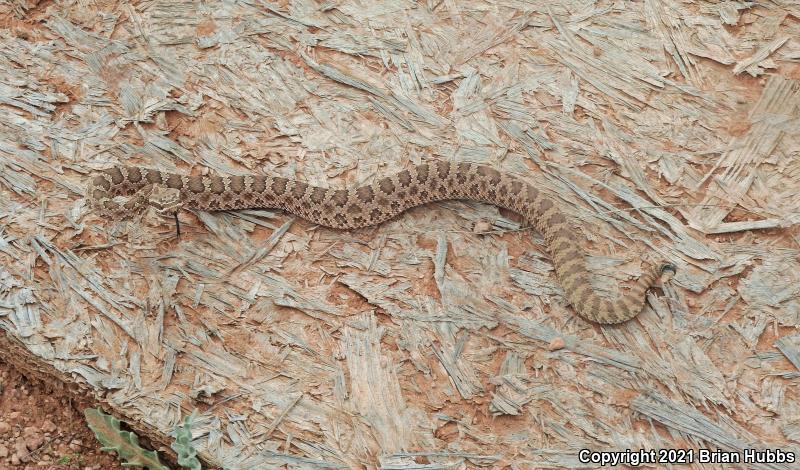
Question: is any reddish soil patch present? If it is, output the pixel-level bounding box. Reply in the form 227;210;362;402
0;360;126;469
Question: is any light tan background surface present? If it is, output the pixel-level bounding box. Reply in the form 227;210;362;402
1;1;799;468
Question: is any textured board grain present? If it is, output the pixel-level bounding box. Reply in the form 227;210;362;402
1;1;799;469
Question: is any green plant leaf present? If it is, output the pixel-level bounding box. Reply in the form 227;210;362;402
84;408;168;470
171;410;202;470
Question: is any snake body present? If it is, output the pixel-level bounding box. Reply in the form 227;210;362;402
87;161;674;324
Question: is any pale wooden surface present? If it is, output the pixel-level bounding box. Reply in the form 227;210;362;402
1;1;799;469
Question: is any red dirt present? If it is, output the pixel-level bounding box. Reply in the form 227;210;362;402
0;360;128;470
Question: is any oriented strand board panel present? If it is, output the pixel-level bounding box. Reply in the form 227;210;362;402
1;1;800;468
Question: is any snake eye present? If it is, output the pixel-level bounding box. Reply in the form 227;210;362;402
660;264;677;275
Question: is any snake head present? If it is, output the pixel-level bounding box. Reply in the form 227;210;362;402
148;185;183;216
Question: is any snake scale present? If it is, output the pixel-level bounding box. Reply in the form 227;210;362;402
87;161;675;324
